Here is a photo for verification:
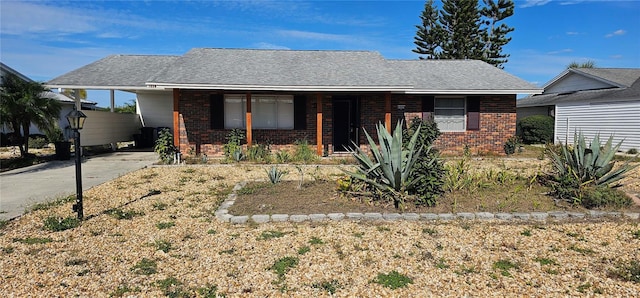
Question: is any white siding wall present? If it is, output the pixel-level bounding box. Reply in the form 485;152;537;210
554;99;640;152
79;110;142;146
137;91;173;131
547;73;613;94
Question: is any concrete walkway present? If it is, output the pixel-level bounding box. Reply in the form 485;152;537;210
0;151;157;220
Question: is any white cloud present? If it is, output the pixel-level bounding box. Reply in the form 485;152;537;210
253;42;290;50
520;0;552;8
605;29;626;38
566;31;581;36
559;1;585;5
277;30;356;43
0;1;98;35
610;54;623;59
547;48;574;55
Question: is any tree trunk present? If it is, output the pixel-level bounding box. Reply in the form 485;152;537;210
21;121;30;157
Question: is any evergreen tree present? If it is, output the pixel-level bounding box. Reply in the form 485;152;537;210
480;0;514;69
567;60;596;68
412;0;442;59
413;0;515;67
439;0;483;60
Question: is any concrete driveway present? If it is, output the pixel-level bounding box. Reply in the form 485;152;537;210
0;151;157;221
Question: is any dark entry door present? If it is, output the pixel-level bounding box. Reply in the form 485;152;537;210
333;96;359;152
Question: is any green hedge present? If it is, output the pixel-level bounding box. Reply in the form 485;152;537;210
517;115;554;144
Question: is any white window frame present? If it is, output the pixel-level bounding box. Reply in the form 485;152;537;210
224;95;294;130
434;97;466;132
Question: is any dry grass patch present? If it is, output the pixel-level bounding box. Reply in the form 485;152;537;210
1;163;639;297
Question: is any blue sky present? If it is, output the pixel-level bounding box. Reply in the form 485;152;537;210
1;0;639;107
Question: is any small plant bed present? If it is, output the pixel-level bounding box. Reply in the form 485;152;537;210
228;174;639;216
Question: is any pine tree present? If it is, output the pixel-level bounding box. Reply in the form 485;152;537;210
413;0;515;67
412;0;442;59
439;0;483;60
480;0;514;69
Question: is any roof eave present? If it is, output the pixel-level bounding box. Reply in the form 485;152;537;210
45;84;145;91
402;89;543;95
145;83;412;92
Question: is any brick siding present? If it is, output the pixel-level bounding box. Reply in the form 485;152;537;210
177;90;515;157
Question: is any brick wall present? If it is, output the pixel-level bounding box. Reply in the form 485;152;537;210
432;95;515;155
177;90;516;157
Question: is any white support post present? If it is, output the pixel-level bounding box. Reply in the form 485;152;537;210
74;89;81;111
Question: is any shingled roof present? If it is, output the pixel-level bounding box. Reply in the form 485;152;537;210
388;60;537;94
517;68;640;108
47;55;180;90
47;48;541;94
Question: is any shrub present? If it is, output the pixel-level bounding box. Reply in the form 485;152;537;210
579;186;631;209
517;115;554;144
293;139;318;164
628;148;639;155
503;136;521;155
223;129;245;161
403;117;444;206
345;120;423;209
246;143;272;163
275;150;291;163
28;136;48;149
546;132;638;206
154;128;177;164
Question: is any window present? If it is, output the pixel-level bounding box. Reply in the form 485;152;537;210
223;95;294;129
434;97;466;131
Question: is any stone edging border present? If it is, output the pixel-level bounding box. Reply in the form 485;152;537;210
214;182;640;224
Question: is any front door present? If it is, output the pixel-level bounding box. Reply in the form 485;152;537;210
332;96;360;152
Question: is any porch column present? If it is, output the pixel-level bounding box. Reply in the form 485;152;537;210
246;93;252;146
385;93;392;133
110;90;115;112
316;93;323;156
74;89;81;111
172;89;180;147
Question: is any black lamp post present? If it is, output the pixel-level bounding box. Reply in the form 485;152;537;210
66;109;87;220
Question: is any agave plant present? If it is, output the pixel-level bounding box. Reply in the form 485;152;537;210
344;120;423;208
266;166;287;184
549;132;637;188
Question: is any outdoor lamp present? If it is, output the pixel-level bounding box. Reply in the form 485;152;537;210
66;109;87;130
66;109;87;219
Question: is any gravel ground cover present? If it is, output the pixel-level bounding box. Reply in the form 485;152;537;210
1;164;639;297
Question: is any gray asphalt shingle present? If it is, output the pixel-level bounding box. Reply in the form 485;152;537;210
148;48;408;87
47;48;541;93
47;55;180;88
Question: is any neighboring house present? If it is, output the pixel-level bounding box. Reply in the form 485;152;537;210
47;48;541;156
517;68;640;152
0;62;97;138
